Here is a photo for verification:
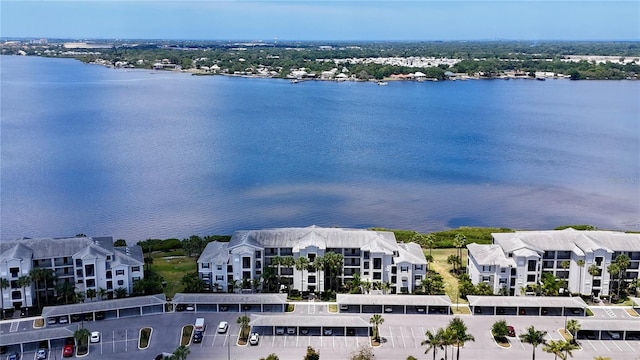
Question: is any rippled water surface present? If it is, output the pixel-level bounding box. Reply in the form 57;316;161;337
1;55;639;240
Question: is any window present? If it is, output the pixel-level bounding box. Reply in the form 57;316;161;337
76;259;82;267
482;276;491;282
308;254;316;262
482;266;493;272
500;268;506;273
132;277;140;282
414;265;424;271
400;266;409;272
86;279;95;287
527;260;537;271
364;262;370;269
373;272;381;280
116;269;125;276
77;279;83;284
308;275;316;283
242;257;251;269
227;265;233;273
595;257;603;266
373;258;382;270
216;275;224;281
280;248;293;256
593;279;601;287
527;275;536;282
117;280;124;286
363;251;370;259
107;281;112;290
9;267;19;278
255;250;262;258
391;275;396;283
76;269;83;277
132;266;140;272
12;290;21;300
217;265;223;271
201;263;210;269
106;270;112;279
414;275;422;281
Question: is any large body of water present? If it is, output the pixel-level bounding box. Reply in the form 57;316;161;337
1;55;639;241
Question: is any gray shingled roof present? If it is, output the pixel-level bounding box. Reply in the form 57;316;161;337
466;295;587;308
577;318;640;331
249;314;371;328
0;243;33;260
172;293;287;304
41;294;166;317
395;243;427;264
337;294;451;306
112;246;144;266
493;228;639;255
198;241;230;264
228;226;400;254
0;326;76;347
467;243;516;267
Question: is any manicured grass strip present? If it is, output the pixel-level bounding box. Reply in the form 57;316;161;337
181;325;194;346
286;304;295;312
34;318;44;328
139;327;152;349
328;304;337;313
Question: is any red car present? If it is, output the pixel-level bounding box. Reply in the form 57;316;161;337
63;344;74;357
507;326;515;337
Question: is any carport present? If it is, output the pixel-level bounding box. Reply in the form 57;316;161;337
41;294;167;323
0;325;75;353
576;319;640;341
467;295;587;316
172;293;287;313
336;294;452;315
631;297;640;314
249;314;371;337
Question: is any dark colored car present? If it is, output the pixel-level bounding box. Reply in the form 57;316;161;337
192;330;203;343
507;326;515;337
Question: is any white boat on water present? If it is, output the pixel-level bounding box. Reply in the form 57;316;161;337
290;79;299;84
377;81;388;86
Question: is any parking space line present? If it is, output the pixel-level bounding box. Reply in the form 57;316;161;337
599;341;610;352
388;327;395;348
517;336;526;350
399;327;406;349
624;341;636;352
410;327;418;348
584;340;597;351
611;341;623;352
112;330;116;353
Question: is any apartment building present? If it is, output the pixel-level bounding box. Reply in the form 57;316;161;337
466;228;640;297
198;226;427;294
0;236;144;311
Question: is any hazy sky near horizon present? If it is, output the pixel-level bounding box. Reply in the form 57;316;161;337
1;1;639;41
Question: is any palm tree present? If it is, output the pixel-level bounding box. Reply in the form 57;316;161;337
565;319;580;344
519;326;547;360
588;264;601;298
42;269;56;306
422;328;444;360
114;287;127;299
381;281;391;295
57;281;76;304
228;278;239;294
171;345;191;360
361;279;372;294
453;234;467;274
448;317;474;360
17;275;32;307
29;268;46;310
86;288;97;302
543;340;564;360
576;259;585;294
312;255;325;291
440;326;455;360
610;254;630;300
98;287;107;300
559;339;579;359
74;327;90;352
237;314;250;340
251;277;261;293
295;256;309;292
0;278;9;319
369;314;384;341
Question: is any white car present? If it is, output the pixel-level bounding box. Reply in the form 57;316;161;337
249;333;260;345
275;327;285;335
217;321;229;334
90;331;100;343
36;348;47;359
607;331;621;339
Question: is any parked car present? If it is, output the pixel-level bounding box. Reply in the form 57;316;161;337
217;321;228;334
275;327;285;335
607;331;621;339
7;353;20;360
47;318;57;325
416;306;425;313
36;348;47;359
323;328;333;336
287;327;296;335
62;344;74;358
300;328;309;335
219;306;228;312
249;333;260;345
507;326;515;337
90;331;100;343
192;330;203;343
58;316;69;324
384;307;393;313
340;305;349;311
95;312;105;320
185;304;195;311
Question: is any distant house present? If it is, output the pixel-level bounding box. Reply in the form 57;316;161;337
466;228;640;297
198;226;427;294
1;236;144;311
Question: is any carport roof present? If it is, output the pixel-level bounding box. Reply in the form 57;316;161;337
0;325;75;346
337;294;451;306
466;295;587;308
172;293;287;304
249;314;371;328
578;319;640;331
41;294;166;317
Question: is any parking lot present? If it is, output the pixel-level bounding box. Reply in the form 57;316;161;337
3;305;640;360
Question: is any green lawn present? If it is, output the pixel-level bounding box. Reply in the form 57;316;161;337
150;250;197;298
427;248;468;305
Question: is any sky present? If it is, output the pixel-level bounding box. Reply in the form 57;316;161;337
1;1;639;41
